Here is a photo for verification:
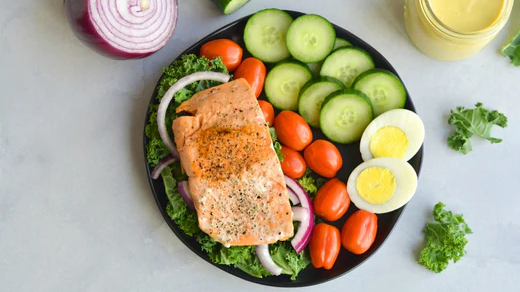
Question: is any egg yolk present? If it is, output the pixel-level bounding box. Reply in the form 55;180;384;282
370;126;409;159
356;166;396;205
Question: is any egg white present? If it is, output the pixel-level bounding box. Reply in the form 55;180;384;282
359;109;425;161
346;157;418;214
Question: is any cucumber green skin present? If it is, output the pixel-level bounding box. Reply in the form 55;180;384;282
211;0;251;14
320;89;374;144
243;9;294;63
265;60;313;111
334;38;353;49
352;69;407;116
286;14;336;63
319;47;375;88
306;38;352;77
298;76;346;128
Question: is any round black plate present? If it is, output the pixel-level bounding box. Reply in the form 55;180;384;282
143;10;423;288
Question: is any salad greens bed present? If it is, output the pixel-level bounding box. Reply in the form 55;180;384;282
145;54;315;279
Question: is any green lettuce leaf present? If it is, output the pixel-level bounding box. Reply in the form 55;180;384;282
269;127;284;161
419;202;472;273
447;103;507;154
502;30;520;66
163;166;200;237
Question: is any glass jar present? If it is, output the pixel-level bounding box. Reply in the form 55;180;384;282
404;0;514;61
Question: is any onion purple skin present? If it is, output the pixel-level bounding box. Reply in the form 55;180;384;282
64;0;178;60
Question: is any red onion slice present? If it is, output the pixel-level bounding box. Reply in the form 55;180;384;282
178;181;194;210
255;245;282;276
287;188;301;205
284;175;315;254
157;71;231;158
151;155;177;179
65;0;178;59
291;207;309;222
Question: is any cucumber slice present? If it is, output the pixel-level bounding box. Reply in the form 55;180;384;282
211;0;250;15
352;69;407;116
286;14;336;63
244;9;293;63
307;38;352;76
298;77;345;128
320;47;375;87
334;37;352;50
265;61;313;111
306;62;322;77
320;89;374;144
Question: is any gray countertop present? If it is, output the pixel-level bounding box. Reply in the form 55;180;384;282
1;0;519;291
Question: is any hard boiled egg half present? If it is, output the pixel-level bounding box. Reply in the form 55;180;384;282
346;157;417;214
359;109;425;161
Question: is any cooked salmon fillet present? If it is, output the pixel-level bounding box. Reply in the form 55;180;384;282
172;78;294;247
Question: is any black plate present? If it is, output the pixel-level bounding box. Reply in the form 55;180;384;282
143;10;423;288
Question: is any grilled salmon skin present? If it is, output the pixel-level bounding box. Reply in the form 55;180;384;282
172;78;294;247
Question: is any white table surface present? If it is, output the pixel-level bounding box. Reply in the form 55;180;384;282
1;0;520;291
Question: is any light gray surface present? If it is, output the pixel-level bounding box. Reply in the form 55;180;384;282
1;0;519;291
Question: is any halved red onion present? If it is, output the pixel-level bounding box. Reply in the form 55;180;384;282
151;154;177;179
291;207;309;222
284;175;315;254
178;181;194;210
64;0;178;59
287;188;301;205
157;72;231;158
255;245;282;276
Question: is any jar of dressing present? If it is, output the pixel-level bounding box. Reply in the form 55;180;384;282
404;0;514;61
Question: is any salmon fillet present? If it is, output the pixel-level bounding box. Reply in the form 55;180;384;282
172;78;294;247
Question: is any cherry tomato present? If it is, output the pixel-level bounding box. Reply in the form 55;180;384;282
309;223;341;270
341;210;378;255
233;57;266;98
257;100;274;126
313;178;350;221
304;139;342;178
273;111;313;151
199;39;243;72
279;145;306;179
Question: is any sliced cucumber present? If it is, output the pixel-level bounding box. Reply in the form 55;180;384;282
334;37;352;50
211;0;250;15
320;89;374;144
306;62;322;77
352;69;407;116
244;9;293;63
320;47;375;87
298;77;345;128
286;14;336;63
265;61;313;111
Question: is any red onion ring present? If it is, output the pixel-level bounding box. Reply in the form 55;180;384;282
157;71;231;158
178;181;194;210
151;155;177;179
291;207;309;223
255;245;282;276
284;175;315;254
287;188;301;205
65;0;178;59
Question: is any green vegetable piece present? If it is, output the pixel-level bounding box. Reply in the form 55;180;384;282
270;243;311;280
163;166;201;237
447;102;507;154
210;0;251;15
269;127;284;161
501;30;520;66
419;202;473;273
297;168;318;197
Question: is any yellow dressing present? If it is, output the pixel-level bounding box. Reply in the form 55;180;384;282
429;0;505;32
356;167;397;205
370;126;409;159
